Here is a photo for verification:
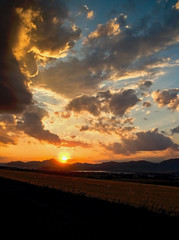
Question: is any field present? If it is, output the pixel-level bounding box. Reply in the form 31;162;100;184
0;176;178;239
0;168;179;216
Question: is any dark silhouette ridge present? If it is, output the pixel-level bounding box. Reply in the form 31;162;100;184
1;158;179;173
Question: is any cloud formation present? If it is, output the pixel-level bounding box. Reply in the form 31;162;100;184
106;129;178;155
32;5;179;98
0;5;32;114
67;95;101;116
15;106;89;148
83;17;120;44
17;106;61;145
0;114;17;145
152;89;179;110
109;89;140;116
13;0;81;76
66;89;140;117
0;1;179;160
0;0;81;114
80;116;135;137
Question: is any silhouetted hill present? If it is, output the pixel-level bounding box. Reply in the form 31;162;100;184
159;158;179;171
6;161;27;168
6;158;63;169
2;158;179;173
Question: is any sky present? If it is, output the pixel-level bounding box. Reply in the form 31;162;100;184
0;0;179;163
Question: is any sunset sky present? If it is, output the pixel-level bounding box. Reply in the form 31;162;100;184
0;0;179;163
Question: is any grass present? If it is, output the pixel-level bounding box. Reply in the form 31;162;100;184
0;168;178;216
0;176;178;239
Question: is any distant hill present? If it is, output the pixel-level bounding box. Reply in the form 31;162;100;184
5;159;66;170
1;158;179;173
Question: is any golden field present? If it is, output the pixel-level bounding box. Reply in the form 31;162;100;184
0;168;178;216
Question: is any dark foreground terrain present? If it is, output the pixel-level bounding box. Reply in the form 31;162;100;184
0;177;178;239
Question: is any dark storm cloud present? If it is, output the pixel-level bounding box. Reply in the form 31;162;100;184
106;129;178;155
66;89;140;117
0;0;81;113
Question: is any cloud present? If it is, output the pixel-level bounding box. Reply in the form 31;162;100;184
109;89;140;116
84;8;179;67
32;57;104;98
59;139;90;148
0;127;17;145
80;116;135;137
66;89;140;117
0;114;17;145
87;10;94;19
15;106;89;148
171;125;179;134
61;112;71;119
17;106;61;145
0;37;32;113
0;114;15;125
175;1;179;10
152;89;179;110
139;80;153;91
0;0;82;114
32;5;179;98
117;13;127;27
83;17;120;44
67;95;101;116
106;129;178;155
13;0;81;76
142;101;152;108
80;5;94;19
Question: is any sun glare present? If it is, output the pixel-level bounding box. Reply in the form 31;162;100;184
60;156;68;163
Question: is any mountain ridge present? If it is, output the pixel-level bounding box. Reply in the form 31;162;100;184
1;158;179;173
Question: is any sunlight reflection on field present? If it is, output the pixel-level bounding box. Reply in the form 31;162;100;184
0;169;178;216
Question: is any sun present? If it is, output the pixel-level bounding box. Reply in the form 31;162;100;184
60;156;68;163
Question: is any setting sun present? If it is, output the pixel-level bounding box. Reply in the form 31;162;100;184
60;156;68;163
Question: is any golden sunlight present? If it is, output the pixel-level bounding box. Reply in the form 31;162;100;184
60;156;68;163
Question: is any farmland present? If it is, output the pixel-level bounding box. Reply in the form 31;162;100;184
0;168;178;216
0;175;179;239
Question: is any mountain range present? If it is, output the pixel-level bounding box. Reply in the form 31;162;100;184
1;158;179;173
